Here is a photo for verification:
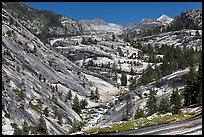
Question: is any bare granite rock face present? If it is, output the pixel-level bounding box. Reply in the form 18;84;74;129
2;7;119;135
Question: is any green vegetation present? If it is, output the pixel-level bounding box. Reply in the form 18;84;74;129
6;30;16;38
52;106;62;124
112;72;118;81
112;33;116;41
21;120;29;135
146;89;158;116
4;112;10;118
138;26;161;37
183;65;202;106
12;116;47;135
29;101;42;113
12;88;25;100
43;107;49;117
120;73;127;86
36;115;48;135
170;88;182;114
130;68;135;75
72;95;81;114
82;112;193;134
134;108;144;119
87;59;94;66
13;126;22;135
158;96;170;114
81;37;97;45
80;99;88;109
129;43;202;89
90;87;100;101
117;46;124;57
65;90;72;102
69;120;84;134
27;126;37;134
48;59;58;69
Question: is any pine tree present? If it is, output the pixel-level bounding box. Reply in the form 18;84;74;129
72;95;81;114
52;94;57;104
21;120;29;135
121;73;127;86
80;99;88;109
90;90;95;100
94;87;99;100
122;110;128;121
117;47;124;57
14;126;22;135
112;72;118;81
195;30;200;36
81;37;86;44
129;82;135;92
130;68;134;75
112;33;116;41
55;85;58;92
43;107;49;117
88;59;94;66
196;65;202;105
66;90;72;100
159;96;170;114
88;37;92;44
69;119;83;134
39;74;42;81
170;88;182;114
183;66;201;106
196;83;202;105
134;108;144;119
146;89;158;116
36;115;48;135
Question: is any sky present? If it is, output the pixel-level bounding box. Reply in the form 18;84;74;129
22;2;202;25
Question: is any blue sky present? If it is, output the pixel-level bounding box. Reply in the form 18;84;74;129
22;2;202;25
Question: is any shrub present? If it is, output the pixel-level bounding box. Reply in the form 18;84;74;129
5;112;10;118
69;120;84;134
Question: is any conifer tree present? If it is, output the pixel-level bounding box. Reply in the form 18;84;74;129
146;89;158;116
130;68;134;75
36;115;48;135
72;95;81;114
159;96;170;114
134;107;144;119
14;126;22;135
95;87;99;99
121;73;127;86
80;99;88;109
21;120;29;135
66;90;72;100
183;65;202;106
43;107;49;117
112;72;118;81
170;88;182;114
195;30;200;36
112;33;115;41
90;90;95;100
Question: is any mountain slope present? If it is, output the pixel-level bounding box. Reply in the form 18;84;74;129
79;19;123;35
2;7;120;135
2;2;83;41
170;9;202;30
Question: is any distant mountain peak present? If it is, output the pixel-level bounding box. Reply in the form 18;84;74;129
140;18;154;24
80;19;106;25
157;14;174;24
